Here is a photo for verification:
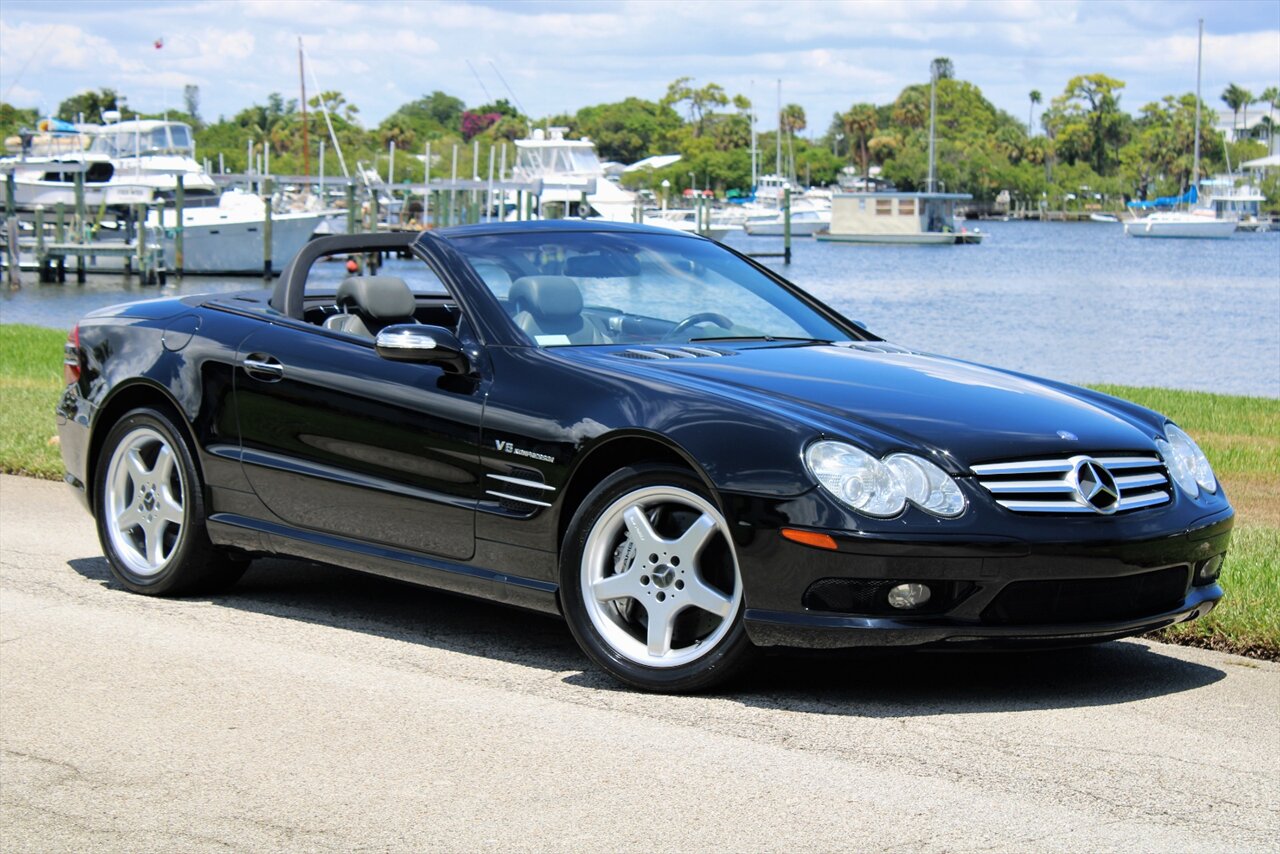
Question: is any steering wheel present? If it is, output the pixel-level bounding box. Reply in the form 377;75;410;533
665;312;734;340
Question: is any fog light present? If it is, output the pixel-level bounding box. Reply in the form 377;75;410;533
887;583;932;610
1195;555;1224;585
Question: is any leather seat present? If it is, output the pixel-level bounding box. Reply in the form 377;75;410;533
509;276;607;345
323;276;418;338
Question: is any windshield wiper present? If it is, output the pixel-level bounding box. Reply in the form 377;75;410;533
689;335;834;344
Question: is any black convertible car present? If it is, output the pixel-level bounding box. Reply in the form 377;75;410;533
57;222;1232;691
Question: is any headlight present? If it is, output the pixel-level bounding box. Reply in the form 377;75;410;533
804;441;966;518
1156;423;1216;496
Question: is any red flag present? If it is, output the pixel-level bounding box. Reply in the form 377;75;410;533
154;37;163;49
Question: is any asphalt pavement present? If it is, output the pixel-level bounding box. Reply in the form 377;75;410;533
2;473;1277;852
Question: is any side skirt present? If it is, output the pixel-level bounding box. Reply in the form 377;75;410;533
207;512;561;616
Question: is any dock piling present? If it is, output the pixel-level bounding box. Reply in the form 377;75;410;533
134;205;146;282
783;186;792;263
74;171;86;281
34;205;48;282
262;177;273;279
55;203;66;282
175;174;185;278
5;216;20;288
345;182;356;235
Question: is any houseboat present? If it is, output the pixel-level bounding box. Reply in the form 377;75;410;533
816;191;983;244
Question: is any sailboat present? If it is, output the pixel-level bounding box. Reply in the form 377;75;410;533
1125;19;1236;240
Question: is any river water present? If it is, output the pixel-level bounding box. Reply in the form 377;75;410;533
2;219;1277;397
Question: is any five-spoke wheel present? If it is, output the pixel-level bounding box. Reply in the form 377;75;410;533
95;408;247;595
562;465;754;691
104;426;186;577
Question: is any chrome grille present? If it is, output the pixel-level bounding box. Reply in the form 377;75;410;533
971;453;1171;514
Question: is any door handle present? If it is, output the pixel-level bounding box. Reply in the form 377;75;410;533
243;353;285;382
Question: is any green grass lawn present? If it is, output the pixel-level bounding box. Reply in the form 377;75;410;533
3;322;1277;657
0;324;66;479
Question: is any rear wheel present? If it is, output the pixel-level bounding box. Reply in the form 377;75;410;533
94;407;247;596
561;465;755;692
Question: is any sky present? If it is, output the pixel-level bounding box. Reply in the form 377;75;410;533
1;0;1278;136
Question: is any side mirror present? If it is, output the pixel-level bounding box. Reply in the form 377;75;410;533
374;324;469;374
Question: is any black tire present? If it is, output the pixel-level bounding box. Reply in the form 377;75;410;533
560;464;756;693
93;407;248;596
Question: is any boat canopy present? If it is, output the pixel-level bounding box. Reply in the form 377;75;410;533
1127;186;1197;209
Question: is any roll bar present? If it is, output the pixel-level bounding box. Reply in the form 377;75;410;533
271;232;420;320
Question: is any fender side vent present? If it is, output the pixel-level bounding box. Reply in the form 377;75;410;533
485;467;555;512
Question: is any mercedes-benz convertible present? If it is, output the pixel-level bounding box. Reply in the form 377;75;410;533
57;222;1232;691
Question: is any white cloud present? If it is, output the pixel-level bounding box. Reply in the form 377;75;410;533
0;0;1275;136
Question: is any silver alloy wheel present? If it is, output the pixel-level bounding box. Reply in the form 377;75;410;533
581;485;743;668
104;426;186;578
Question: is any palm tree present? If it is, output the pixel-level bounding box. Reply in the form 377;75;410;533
1239;87;1255;139
1261;86;1280;151
1222;84;1247;138
1028;90;1042;136
841;104;878;178
780;104;806;180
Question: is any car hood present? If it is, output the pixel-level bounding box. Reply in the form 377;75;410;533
574;343;1162;469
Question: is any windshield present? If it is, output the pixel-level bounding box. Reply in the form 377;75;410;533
91;124;194;157
451;230;851;347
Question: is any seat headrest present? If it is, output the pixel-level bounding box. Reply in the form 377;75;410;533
563;252;641;278
509;276;584;320
336;276;415;319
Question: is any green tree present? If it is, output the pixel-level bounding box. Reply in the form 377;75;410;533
380;91;466;141
1043;74;1129;175
780;103;806;176
1221;83;1248;136
183;85;201;128
0;103;38;142
1029;89;1041;135
56;88;131;123
931;57;954;80
574;97;682;162
661;77;728;137
842;103;877;177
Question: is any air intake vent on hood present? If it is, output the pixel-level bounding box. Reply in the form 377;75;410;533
837;341;918;355
616;347;733;361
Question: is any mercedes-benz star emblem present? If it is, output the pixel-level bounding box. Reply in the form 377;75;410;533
1070;456;1120;514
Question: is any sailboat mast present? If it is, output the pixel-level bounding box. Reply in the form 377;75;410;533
299;37;311;180
1192;18;1203;196
776;79;782;176
750;81;758;191
927;61;938;193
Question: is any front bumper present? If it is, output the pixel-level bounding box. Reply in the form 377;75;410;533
735;505;1233;650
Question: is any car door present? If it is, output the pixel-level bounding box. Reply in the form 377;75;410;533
233;319;484;561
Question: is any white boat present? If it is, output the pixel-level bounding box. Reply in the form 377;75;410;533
513;128;642;222
1124;211;1236;239
0;117;216;210
1200;176;1270;231
743;207;830;236
154;189;328;274
641;209;733;241
83;190;329;275
514;128;735;239
1125;21;1235;241
817;191;984;244
1089;212;1120;223
90;118;219;204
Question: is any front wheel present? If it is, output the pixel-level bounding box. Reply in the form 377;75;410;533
561;465;755;692
94;407;247;596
